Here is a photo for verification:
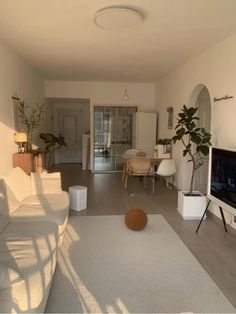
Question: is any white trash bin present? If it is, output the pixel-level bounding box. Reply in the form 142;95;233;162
69;185;87;211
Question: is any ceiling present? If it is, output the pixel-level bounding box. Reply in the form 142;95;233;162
0;0;236;82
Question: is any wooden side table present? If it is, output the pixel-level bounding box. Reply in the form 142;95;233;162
12;153;35;175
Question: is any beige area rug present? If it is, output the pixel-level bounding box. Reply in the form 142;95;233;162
46;215;235;313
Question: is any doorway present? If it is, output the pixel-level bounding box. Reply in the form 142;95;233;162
57;110;83;163
194;87;211;193
49;98;90;165
93;106;137;172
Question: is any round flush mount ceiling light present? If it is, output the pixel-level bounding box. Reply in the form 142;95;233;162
94;7;143;30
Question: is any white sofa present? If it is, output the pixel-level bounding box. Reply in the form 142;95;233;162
0;167;69;313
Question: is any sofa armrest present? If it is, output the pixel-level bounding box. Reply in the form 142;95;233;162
30;172;63;195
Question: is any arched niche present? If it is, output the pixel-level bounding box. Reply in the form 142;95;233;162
188;84;210;106
188;84;211;193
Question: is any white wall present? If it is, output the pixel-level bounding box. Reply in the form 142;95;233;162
156;32;236;223
45;81;156;169
45;81;155;111
0;40;47;174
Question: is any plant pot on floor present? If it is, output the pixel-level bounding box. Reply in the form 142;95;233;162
177;191;207;220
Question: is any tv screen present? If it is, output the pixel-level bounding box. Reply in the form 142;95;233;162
209;148;236;212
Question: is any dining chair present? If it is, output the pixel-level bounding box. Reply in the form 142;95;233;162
154;158;176;192
124;157;153;190
122;149;139;183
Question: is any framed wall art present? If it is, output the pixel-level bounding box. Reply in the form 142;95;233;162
167;107;173;129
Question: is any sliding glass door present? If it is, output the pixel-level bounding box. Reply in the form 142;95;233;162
94;106;137;172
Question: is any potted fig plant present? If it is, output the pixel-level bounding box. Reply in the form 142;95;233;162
172;105;212;219
35;133;67;171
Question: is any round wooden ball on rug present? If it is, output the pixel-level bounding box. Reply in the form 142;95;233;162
125;208;148;231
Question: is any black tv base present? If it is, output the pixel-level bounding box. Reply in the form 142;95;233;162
196;199;228;233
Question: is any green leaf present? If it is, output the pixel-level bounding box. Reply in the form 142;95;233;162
188;107;197;116
176;128;185;137
202;137;211;144
175;123;182;129
199;145;209;156
190;121;196;129
191;135;201;144
183;149;188;157
190;131;196;137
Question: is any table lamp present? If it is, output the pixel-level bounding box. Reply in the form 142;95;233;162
14;133;27;153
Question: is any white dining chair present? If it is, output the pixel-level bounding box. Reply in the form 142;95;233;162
152;159;176;194
156;158;176;187
122;149;139;182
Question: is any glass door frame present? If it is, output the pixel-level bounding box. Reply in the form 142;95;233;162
93;105;137;173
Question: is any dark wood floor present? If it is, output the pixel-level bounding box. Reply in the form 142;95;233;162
52;163;236;309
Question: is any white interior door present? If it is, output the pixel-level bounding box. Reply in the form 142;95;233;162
57;110;83;163
195;88;211;194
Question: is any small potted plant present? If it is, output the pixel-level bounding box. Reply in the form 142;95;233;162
172;105;211;219
156;138;172;158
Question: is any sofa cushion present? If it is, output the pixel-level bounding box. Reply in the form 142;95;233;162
3;167;31;202
0;263;23;289
31;172;62;195
22;191;69;209
0;221;58;313
9;202;68;237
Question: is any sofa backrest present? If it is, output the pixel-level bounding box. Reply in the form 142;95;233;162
3;167;31;203
0;176;21;216
31;172;62;195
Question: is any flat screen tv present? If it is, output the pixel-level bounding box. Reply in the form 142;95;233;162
208;147;236;215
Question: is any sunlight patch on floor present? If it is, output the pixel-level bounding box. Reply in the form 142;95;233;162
66;223;80;242
58;227;103;313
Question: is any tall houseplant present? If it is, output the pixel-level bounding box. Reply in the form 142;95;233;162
172;105;211;219
172;105;211;195
18;101;44;151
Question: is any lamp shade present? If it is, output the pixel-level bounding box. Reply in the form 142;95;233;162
14;133;27;143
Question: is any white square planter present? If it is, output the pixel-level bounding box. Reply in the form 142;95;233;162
177;191;207;220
